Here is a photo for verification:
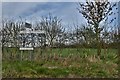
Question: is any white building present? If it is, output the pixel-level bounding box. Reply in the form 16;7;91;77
19;23;46;48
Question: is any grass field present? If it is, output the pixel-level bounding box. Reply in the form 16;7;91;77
2;48;119;78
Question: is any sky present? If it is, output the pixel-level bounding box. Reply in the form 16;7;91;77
2;2;86;30
1;0;120;2
1;1;118;31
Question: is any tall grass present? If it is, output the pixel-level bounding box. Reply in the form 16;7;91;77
2;48;118;78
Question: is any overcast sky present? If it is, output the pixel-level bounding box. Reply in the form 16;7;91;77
2;1;118;30
2;2;87;30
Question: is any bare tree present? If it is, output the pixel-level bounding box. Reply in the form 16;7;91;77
2;20;21;47
1;19;22;60
40;13;64;48
77;0;116;57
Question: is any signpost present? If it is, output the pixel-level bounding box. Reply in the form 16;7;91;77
19;22;46;61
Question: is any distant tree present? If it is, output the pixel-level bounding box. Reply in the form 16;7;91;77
40;13;64;47
83;25;95;47
55;31;66;47
2;20;20;47
73;24;83;46
1;19;21;60
77;0;116;57
34;22;46;47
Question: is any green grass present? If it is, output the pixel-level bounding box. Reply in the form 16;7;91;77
2;48;118;78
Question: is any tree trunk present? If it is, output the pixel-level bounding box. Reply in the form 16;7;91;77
96;24;101;57
97;38;101;57
49;39;53;48
49;39;53;54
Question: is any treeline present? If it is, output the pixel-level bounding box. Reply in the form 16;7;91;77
0;16;119;49
0;1;119;55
